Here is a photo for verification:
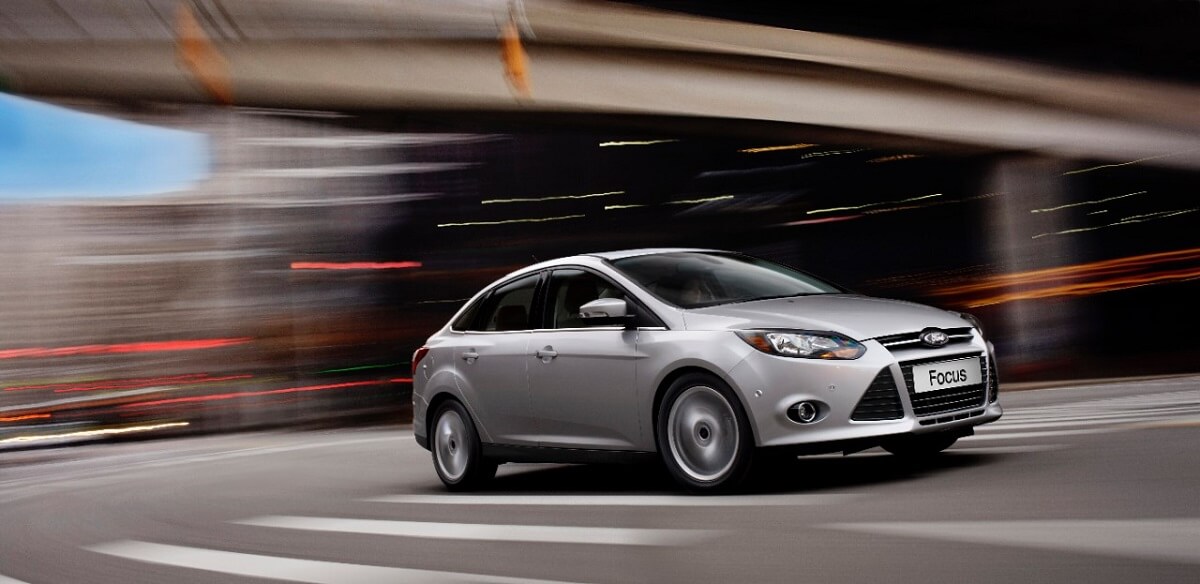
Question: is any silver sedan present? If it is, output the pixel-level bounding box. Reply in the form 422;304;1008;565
412;249;1002;492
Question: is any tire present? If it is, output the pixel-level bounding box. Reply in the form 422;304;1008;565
882;432;959;458
430;400;497;491
656;373;754;493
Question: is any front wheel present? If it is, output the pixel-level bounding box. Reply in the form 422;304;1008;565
882;432;959;458
430;400;496;491
656;373;754;493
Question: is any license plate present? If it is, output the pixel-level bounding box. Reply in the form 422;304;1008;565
912;357;982;393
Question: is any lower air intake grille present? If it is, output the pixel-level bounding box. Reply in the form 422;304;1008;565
851;368;904;421
988;358;1000;403
901;353;989;417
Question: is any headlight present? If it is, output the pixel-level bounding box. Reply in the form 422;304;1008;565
736;330;866;360
958;312;985;336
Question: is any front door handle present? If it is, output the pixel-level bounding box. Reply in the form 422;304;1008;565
461;350;479;363
535;346;558;361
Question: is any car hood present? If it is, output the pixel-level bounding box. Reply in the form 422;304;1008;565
682;294;968;340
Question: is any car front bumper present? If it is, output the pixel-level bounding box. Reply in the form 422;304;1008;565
727;337;1002;448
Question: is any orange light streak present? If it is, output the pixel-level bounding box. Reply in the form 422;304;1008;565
0;414;51;423
290;261;423;270
0;338;252;360
933;247;1200;307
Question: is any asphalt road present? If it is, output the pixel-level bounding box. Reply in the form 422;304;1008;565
2;377;1199;584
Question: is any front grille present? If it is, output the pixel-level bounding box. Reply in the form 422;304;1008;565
874;327;974;351
901;352;990;417
850;368;904;421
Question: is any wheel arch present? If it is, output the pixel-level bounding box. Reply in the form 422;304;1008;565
650;364;759;449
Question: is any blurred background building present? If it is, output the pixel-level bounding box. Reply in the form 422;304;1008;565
1;0;1198;444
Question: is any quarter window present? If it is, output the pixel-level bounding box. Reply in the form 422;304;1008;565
473;273;539;331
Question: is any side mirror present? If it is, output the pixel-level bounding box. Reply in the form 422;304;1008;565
579;298;628;318
578;298;634;327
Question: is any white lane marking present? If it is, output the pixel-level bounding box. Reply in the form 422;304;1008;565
235;515;719;547
87;540;586;584
999;405;1200;423
983;415;1200;431
825;519;1200;565
364;493;854;507
0;575;32;584
959;429;1109;441
946;444;1065;454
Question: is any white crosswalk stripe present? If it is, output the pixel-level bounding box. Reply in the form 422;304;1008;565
87;541;590;584
966;387;1200;444
234;515;720;546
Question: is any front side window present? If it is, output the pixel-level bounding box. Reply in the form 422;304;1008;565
610;252;844;309
546;269;624;328
473;273;539;331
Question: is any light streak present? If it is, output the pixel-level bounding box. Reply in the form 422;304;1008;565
390;378;415;384
1032;208;1196;239
664;195;735;205
0;422;189;445
781;215;862;226
1088;209;1109;215
604;204;646;210
808;193;941;215
1030;191;1146;213
867;154;922;163
0;414;51;422
0;338;252;360
932;247;1200;307
738;143;817;154
598;140;678;147
437;214;585;228
481;191;623;204
1063;149;1197;175
799;148;864;160
290;261;422;270
319;363;401;374
52;375;252;393
118;380;402;409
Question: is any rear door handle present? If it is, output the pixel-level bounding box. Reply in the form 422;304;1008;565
461;350;479;363
535;346;558;361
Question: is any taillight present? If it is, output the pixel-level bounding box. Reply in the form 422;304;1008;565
411;346;431;376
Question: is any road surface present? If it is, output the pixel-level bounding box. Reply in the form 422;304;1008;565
2;377;1199;583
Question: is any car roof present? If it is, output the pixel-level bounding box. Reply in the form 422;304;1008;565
582;247;720;261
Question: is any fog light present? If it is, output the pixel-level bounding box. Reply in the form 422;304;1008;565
787;401;821;424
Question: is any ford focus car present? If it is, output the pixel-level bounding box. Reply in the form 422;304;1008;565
412;249;1002;492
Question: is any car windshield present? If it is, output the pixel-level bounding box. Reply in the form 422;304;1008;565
609;252;845;309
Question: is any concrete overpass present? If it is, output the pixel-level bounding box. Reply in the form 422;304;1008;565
2;0;1199;168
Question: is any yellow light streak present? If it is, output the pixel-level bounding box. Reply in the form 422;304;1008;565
598;140;678;147
1031;191;1146;213
481;191;623;204
663;195;735;205
808;193;942;215
0;421;190;445
738;143;817;154
604;204;646;210
1063;149;1197;175
799;148;864;160
1032;207;1196;239
437;214;585;228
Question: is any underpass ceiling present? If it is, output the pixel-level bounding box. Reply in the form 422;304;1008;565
2;0;1199;168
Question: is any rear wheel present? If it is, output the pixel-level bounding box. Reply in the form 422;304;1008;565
882;432;959;458
656;373;754;493
431;400;496;491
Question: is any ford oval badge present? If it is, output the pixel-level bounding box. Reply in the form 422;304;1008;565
920;328;949;347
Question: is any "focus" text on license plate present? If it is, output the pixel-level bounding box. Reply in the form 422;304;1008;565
912;357;982;393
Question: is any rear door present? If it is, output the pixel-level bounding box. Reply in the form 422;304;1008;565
452;272;541;446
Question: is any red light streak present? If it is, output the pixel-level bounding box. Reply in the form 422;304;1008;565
0;338;252;360
52;375;252;393
390;378;414;384
290;261;422;270
119;380;392;409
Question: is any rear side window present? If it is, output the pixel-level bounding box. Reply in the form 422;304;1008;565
472;273;540;331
